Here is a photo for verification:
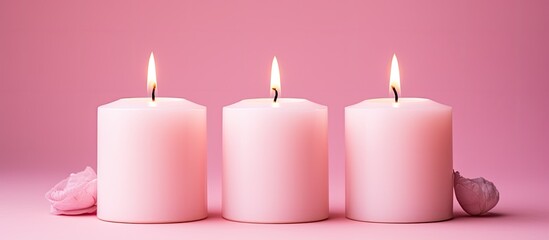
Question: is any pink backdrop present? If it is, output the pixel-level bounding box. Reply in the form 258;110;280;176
1;0;548;239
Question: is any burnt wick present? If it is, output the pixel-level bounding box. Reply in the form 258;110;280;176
152;85;156;102
272;88;278;103
392;86;399;103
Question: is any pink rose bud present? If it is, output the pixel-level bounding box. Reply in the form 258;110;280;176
454;171;500;216
45;167;97;215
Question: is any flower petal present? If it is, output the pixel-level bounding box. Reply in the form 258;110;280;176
454;171;500;216
45;167;98;215
50;205;97;215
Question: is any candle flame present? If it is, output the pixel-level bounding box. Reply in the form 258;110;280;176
390;54;401;96
147;52;157;95
270;56;281;98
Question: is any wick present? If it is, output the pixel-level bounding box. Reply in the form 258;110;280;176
272;88;278;103
152;85;156;102
392;86;399;103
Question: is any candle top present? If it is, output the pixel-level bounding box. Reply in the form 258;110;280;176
225;98;326;110
347;98;451;110
99;97;205;110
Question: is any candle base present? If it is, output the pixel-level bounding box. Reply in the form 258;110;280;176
346;214;453;224
97;214;208;224
222;216;329;224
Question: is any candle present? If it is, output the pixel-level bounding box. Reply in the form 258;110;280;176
345;54;453;223
222;57;328;223
97;53;207;223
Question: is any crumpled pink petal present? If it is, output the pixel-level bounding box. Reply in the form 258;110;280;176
50;205;97;215
45;167;97;215
454;171;499;216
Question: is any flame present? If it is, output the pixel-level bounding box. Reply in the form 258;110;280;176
390;54;400;95
147;52;157;94
270;56;281;97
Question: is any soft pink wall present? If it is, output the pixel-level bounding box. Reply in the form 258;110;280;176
1;0;548;208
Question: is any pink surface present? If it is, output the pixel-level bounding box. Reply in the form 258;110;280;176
1;172;548;240
1;0;548;238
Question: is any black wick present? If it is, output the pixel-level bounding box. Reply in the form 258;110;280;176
272;88;278;103
152;85;156;102
392;86;399;103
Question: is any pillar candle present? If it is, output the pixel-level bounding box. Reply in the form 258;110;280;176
97;53;207;223
222;57;328;223
345;55;453;223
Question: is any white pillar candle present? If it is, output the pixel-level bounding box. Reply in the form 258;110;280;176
222;57;328;223
97;53;207;223
345;55;453;223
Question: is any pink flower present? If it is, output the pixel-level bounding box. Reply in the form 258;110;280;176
454;171;500;216
45;167;97;215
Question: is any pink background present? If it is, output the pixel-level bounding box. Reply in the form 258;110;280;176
1;0;548;239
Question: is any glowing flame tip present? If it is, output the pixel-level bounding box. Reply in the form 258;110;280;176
390;54;400;95
270;56;281;97
147;52;157;94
